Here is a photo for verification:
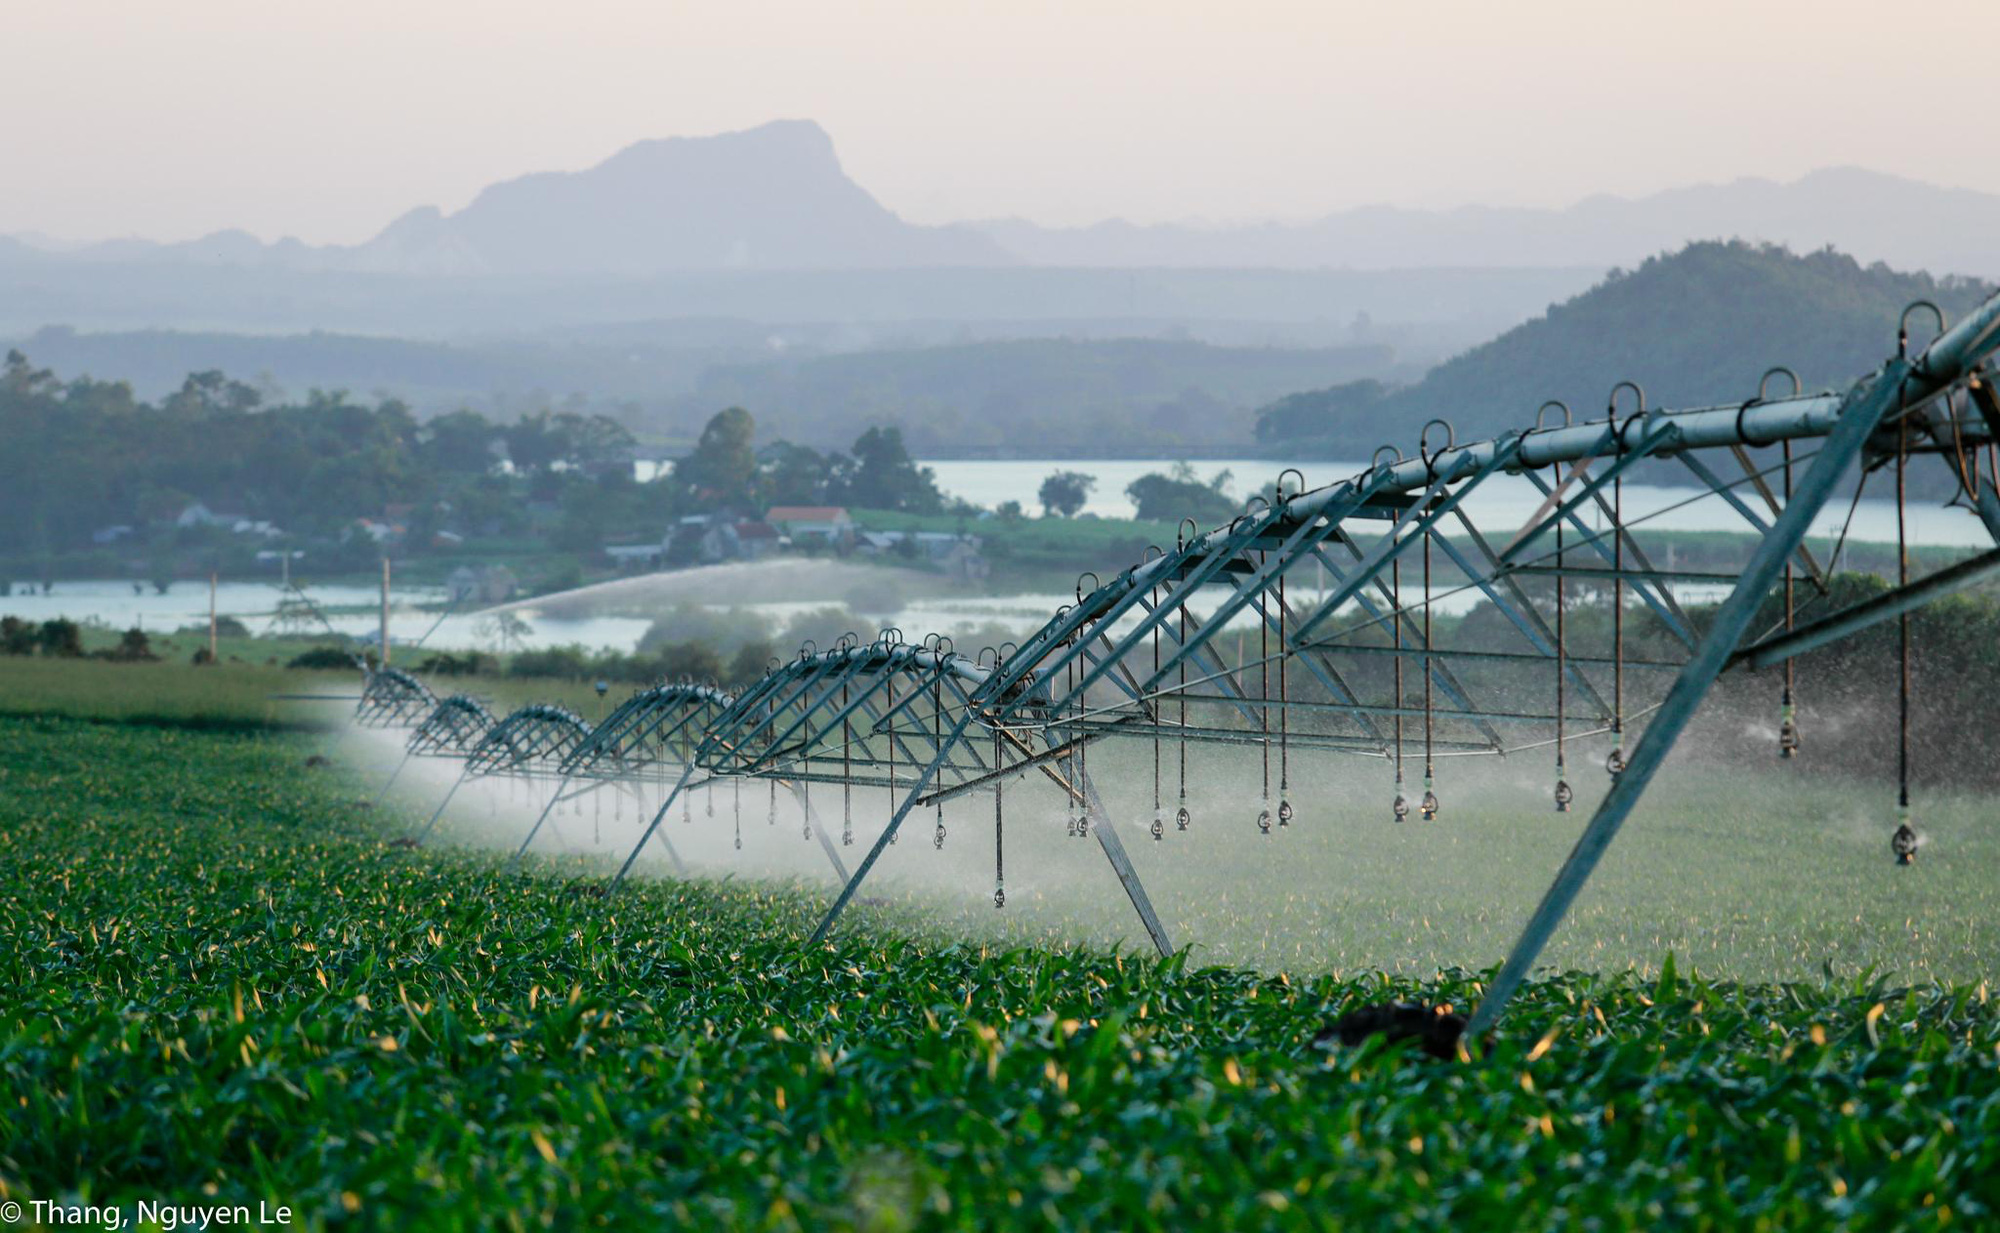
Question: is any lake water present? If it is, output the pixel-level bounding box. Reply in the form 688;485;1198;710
9;458;1989;656
920;457;1998;549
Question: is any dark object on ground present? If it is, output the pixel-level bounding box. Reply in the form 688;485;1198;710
304;754;330;768
387;837;419;850
1316;1002;1467;1060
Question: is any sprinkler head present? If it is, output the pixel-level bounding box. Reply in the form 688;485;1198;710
934;821;947;850
993;884;1006;909
1392;793;1409;824
1605;744;1626;778
1150;810;1165;841
1554;775;1573;813
1420;780;1439;822
1175;804;1191;831
1779;703;1800;759
1278;799;1294;827
1892;807;1918;866
1257;803;1272;835
733;832;742;851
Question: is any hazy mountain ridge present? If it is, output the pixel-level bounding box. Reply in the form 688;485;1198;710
973;168;2000;278
7;123;1998;280
10;121;1008;275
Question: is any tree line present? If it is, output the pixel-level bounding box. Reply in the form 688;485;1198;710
0;352;948;567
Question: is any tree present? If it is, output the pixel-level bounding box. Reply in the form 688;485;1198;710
726;638;778;688
1038;470;1096;518
1125;463;1238;523
553;412;636;469
840;426;944;513
674;407;758;509
477;611;534;655
758;440;837;506
161;369;261;418
422;409;502;474
503;413;570;474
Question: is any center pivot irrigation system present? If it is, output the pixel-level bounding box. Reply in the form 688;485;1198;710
362;290;2000;1032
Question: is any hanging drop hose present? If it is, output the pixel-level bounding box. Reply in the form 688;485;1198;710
1894;413;1919;866
1258;557;1273;835
1151;585;1165;841
842;679;853;847
1608;466;1624;776
993;729;1006;907
1177;604;1191;831
933;674;947;850
1421;528;1439;822
1780;439;1801;759
1554;458;1572;813
885;671;896;845
1392;553;1408;823
1066;646;1079;837
1075;667;1089;840
1278;572;1292;827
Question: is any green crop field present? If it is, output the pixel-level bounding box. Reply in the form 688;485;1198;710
3;698;1998;1231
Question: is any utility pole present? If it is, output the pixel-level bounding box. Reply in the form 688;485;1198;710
380;556;391;666
208;571;218;664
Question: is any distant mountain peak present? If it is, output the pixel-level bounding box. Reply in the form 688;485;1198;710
362;119;1008;275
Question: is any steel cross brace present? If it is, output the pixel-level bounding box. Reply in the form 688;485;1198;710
1466;358;1918;1037
1288;441;1521;647
804;702;1175;957
1517;467;1697;648
1305;538;1509;751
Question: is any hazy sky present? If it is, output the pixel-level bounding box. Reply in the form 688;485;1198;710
9;0;1996;245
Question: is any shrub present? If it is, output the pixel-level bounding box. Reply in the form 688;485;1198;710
99;628;159;662
507;646;591;680
286;646;360;671
37;619;83;658
0;617;35;656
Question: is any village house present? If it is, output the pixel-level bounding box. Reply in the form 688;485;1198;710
764;506;854;550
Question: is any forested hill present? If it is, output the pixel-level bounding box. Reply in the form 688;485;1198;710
1254;242;1996;454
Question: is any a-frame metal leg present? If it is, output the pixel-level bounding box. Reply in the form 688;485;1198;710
809;707;984;947
791;781;853;882
373;748;415;809
1078;766;1175;957
412;765;471;844
508;774;572;870
1466;364;1909;1037
610;764;697;889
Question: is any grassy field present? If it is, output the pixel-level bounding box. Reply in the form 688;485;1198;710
0;654;617;731
2;705;1998;1229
